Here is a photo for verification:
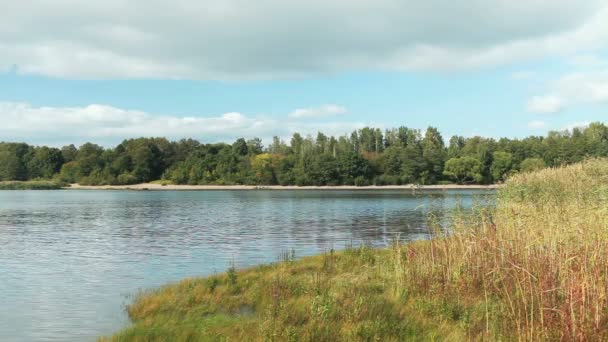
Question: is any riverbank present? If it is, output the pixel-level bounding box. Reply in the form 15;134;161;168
103;159;608;341
68;183;499;191
0;181;65;190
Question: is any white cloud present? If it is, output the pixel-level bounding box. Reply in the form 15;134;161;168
555;71;608;103
527;95;564;113
510;71;536;81
288;104;347;119
527;66;608;113
568;54;607;68
0;0;606;79
527;120;546;129
0;102;369;146
563;121;591;131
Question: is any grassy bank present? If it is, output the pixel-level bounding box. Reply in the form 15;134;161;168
103;159;608;341
0;180;65;190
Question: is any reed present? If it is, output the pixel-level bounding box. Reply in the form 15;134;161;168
399;159;608;340
0;180;65;190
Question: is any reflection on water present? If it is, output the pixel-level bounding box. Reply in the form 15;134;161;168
0;189;492;341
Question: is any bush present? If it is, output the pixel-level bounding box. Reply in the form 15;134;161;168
0;181;64;190
354;176;368;186
117;173;140;185
519;157;546;173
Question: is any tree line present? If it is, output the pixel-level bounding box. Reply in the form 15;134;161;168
1;122;607;186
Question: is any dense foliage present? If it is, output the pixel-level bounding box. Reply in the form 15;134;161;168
1;122;607;185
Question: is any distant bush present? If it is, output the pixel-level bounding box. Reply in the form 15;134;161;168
0;181;65;190
117;173;139;185
354;176;369;186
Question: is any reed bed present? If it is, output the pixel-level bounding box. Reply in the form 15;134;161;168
401;159;608;340
0;180;65;190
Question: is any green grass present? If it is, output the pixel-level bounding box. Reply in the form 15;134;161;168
103;247;471;341
0;180;66;190
103;159;608;341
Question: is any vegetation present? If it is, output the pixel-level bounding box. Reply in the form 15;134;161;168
2;122;608;186
103;159;608;341
0;180;65;190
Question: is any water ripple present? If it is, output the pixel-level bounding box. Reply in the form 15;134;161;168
0;189;491;341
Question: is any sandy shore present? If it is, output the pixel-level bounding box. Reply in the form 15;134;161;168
66;183;499;191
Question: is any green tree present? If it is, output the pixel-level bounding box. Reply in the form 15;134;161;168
443;157;483;184
490;151;513;182
0;150;22;180
337;151;370;184
27;147;64;179
0;144;29;180
232;138;249;156
307;154;340;186
447;136;465;158
61;145;78;163
58;161;80;183
247;138;263;155
421;127;446;184
520;158;546;173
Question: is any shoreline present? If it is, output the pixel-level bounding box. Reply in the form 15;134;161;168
66;183;500;191
104;160;608;341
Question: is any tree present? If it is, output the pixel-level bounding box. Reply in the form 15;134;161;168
290;133;304;158
0;144;29;180
378;146;404;176
27;147;64;179
247;138;263;155
401;144;425;184
421;127;446;183
232;138;248;156
0;122;606;186
337;151;370;184
251;153;278;185
520;158;546;173
75;143;104;177
447;136;465;158
58;161;80;183
128;142;162;182
584;122;608;157
443;157;483;184
490;151;513;182
61;145;78;163
0;150;23;181
307;154;340;186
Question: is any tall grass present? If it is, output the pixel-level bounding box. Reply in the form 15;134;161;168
399;159;608;340
104;159;608;341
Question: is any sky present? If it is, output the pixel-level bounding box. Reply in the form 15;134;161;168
0;0;607;146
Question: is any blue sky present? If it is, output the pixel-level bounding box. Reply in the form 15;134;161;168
1;0;607;146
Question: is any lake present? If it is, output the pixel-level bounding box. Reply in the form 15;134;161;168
0;189;492;341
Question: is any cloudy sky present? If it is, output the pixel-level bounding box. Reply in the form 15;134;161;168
1;0;607;146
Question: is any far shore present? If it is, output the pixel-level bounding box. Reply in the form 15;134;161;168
66;183;500;191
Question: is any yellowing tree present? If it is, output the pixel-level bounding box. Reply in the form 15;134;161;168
251;153;281;184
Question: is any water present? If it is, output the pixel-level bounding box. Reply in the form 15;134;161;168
0;189;492;341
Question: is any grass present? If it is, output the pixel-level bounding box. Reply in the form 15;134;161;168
103;159;608;341
0;180;66;190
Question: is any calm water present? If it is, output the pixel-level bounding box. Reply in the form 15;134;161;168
0;189;491;341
